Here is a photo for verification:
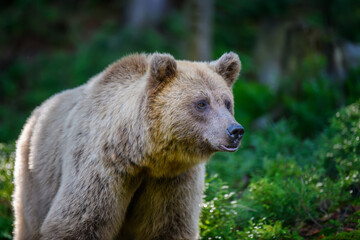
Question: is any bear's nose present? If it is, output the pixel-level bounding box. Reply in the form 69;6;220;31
227;123;244;141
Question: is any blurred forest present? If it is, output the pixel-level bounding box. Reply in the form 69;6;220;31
1;0;360;239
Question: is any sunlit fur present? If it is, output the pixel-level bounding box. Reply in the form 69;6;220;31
13;52;241;240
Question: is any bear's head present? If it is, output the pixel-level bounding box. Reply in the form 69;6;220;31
145;52;243;174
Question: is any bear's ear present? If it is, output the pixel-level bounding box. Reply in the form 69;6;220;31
150;53;177;86
209;52;241;87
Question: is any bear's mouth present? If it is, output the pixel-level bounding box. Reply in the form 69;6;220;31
220;144;240;152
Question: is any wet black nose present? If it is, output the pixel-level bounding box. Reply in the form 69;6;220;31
227;124;244;141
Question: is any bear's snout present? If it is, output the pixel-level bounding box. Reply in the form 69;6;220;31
217;123;244;152
226;123;244;142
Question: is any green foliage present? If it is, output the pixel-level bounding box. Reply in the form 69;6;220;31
0;25;184;142
279;53;341;138
343;210;360;228
0;143;15;239
344;67;360;104
319;100;360;207
237;219;303;240
200;173;305;240
204;100;360;239
214;0;360;52
233;79;275;128
323;230;360;240
200;175;243;239
208;120;314;187
244;163;312;225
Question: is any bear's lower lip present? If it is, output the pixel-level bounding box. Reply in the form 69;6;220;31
220;145;239;152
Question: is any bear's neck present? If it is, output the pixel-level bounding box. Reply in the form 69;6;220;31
142;134;210;177
90;73;150;175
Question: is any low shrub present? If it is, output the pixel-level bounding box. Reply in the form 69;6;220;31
203;99;360;239
0;143;15;239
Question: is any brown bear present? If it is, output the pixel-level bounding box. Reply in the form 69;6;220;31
12;52;244;240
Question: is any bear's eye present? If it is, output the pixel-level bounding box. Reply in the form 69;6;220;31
225;100;231;110
196;100;208;111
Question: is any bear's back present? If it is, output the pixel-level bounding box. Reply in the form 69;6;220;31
25;85;86;217
17;55;150;229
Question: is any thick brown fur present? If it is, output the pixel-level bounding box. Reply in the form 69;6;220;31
13;52;242;240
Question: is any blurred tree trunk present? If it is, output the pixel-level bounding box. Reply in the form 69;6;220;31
254;21;360;93
185;0;213;61
127;0;168;28
253;21;287;91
